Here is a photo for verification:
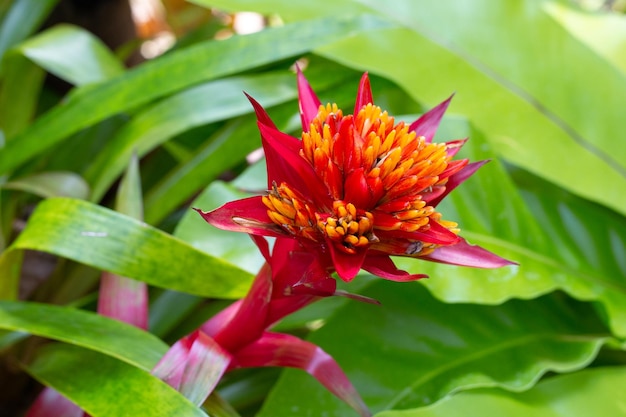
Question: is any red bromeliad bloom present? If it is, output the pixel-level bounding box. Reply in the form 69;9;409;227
198;69;514;282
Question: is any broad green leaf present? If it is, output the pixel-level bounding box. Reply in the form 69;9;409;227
391;118;626;337
4;198;253;298
258;284;608;416
0;14;391;175
376;366;626;417
0;301;167;369
314;27;626;217
25;343;207;417
206;0;626;217
16;24;124;86
2;171;90;199
544;2;626;75
0;0;58;71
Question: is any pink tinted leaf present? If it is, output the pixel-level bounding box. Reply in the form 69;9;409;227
362;254;429;282
152;333;194;390
421;237;518;268
233;332;371;417
297;65;322;130
179;331;232;406
354;72;373;114
26;388;83;417
409;94;454;143
194;197;285;238
97;272;148;330
428;160;488;207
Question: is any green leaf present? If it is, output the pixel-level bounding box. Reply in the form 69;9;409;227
258;284;608;416
0;53;45;138
0;0;58;71
0;248;21;299
366;117;626;338
2;171;90;199
16;24;124;85
116;152;143;220
143;117;260;225
375;366;626;417
543;2;626;75
0;301;167;369
85;71;299;205
0;14;391;175
3;198;253;298
24;343;208;417
174;181;263;275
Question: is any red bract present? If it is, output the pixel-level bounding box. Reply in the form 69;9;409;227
197;70;514;282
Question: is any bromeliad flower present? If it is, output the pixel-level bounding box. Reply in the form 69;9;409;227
197;69;514;281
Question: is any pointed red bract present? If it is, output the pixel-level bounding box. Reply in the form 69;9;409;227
257;123;330;206
421;238;517;268
428;160;488;207
194;198;284;238
363;254;429;282
409;94;454;142
297;65;322;130
354;72;373;114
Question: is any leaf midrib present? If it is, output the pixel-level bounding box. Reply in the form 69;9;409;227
384;332;607;409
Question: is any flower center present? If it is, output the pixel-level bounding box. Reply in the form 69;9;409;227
262;183;378;252
317;201;377;255
264;103;463;257
299;103;456;231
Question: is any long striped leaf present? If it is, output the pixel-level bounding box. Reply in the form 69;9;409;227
3;198;253;299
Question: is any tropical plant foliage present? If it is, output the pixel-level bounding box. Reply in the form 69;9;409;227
0;0;625;416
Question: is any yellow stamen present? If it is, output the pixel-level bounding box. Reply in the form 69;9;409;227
316;201;376;254
263;182;320;242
